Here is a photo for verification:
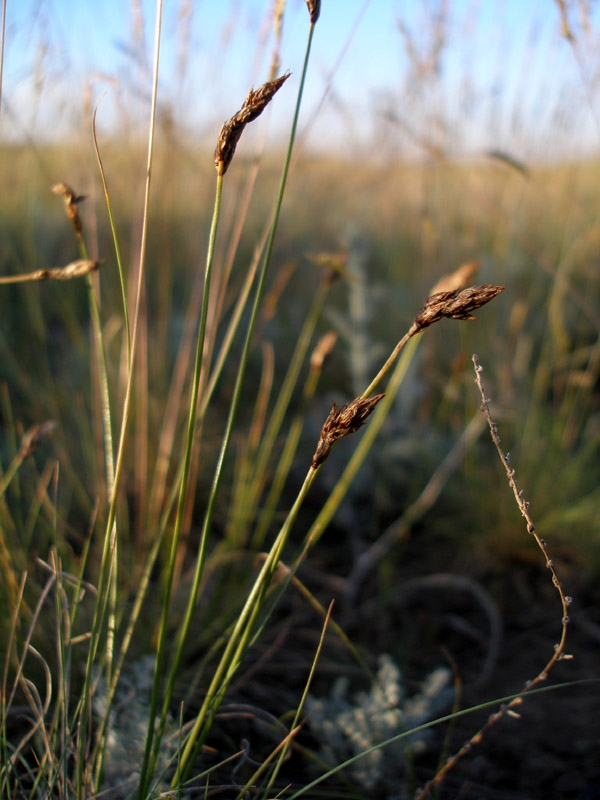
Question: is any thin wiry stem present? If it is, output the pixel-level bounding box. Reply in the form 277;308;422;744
48;175;120;794
264;601;333;793
139;173;224;797
92;97;131;366
413;356;573;800
77;1;164;796
168;23;318;789
0;0;6;121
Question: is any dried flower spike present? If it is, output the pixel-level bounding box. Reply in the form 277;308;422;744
428;261;480;296
312;394;384;469
305;0;321;24
214;72;291;176
310;331;337;372
412;284;506;333
52;182;87;235
19;421;58;458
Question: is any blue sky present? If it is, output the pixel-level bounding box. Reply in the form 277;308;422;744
2;1;600;160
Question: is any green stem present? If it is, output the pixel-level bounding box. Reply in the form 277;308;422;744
76;1;163;795
165;24;318;791
251;333;326;549
172;466;319;786
305;335;420;551
361;329;413;398
240;277;330;545
92;101;131;366
137;174;224;798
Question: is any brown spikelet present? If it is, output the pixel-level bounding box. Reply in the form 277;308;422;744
214;72;291;176
310;331;337;372
18;421;58;458
50;259;100;279
51;182;87;235
412;284;506;333
305;0;321;24
312;393;385;469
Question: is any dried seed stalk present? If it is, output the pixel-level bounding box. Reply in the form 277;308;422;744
0;260;100;285
214;72;291;176
362;283;505;399
314;283;505;468
19;421;58;458
312;394;384;469
415;357;572;800
51;182;87;235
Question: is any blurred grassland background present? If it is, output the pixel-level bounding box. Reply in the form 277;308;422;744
1;1;599;636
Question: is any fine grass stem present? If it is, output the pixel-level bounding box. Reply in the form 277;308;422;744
76;2;164;796
138;173;224;798
163;25;317;788
262;600;333;795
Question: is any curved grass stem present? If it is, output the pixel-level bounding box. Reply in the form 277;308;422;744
77;1;164;796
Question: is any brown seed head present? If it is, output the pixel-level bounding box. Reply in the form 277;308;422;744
412;284;506;333
214;72;291;176
19;421;58;458
312;393;384;469
51;182;87;234
51;259;100;279
305;0;321;24
310;331;337;372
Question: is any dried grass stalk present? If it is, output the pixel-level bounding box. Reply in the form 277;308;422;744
0;260;100;285
214;72;291;176
415;357;572;800
312;394;384;469
51;182;87;234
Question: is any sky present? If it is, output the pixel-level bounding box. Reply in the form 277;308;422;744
2;0;600;161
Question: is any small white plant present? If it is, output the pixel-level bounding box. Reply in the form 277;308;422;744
93;656;177;798
307;655;452;795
